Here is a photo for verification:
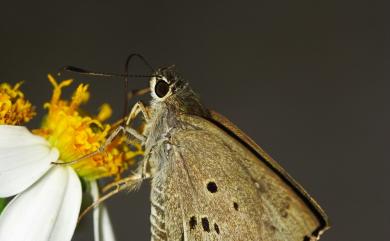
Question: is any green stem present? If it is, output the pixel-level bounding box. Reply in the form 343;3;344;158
0;198;7;214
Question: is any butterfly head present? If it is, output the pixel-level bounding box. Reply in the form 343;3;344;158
150;65;187;101
149;65;209;116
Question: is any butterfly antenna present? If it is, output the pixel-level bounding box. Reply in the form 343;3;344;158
59;53;155;120
123;53;155;119
58;65;153;78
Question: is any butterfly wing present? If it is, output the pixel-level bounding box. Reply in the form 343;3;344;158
208;110;329;233
160;113;328;241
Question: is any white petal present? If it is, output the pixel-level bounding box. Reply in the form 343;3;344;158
0;126;58;197
0;166;82;241
91;181;117;241
48;167;82;241
0;125;47;147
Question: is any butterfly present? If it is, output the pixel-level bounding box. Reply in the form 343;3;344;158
67;62;329;241
109;65;330;241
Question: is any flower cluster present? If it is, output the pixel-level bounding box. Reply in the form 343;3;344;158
33;75;142;180
0;75;143;241
0;82;35;125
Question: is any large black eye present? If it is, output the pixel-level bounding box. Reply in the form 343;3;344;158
155;80;170;98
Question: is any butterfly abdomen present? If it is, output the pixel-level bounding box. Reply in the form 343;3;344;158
150;184;168;241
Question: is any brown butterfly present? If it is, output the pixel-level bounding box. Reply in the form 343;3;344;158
108;66;330;241
69;63;330;241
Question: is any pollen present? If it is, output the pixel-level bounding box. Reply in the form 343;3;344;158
0;82;36;125
33;74;143;180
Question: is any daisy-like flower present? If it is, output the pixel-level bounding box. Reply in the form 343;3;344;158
0;75;143;241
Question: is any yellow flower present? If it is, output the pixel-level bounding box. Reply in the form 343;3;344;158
0;75;139;240
33;74;143;180
0;82;35;125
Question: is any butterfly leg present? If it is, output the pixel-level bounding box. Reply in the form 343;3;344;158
118;100;150;144
126;100;150;125
104;101;150;143
78;101;151;192
85;102;151;189
78;133;149;220
102;172;144;193
54;101;150;165
51;124;145;165
100;152;152;198
78;173;145;222
50;126;124;165
100;124;146;152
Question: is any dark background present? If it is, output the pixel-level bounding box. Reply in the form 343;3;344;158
0;1;386;241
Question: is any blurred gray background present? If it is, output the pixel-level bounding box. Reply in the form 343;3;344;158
0;1;386;241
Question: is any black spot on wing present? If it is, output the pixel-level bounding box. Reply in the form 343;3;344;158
189;216;197;230
233;202;239;210
214;223;220;234
206;181;218;193
201;217;210;232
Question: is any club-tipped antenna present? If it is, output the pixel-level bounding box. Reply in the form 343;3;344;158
123;54;155;118
59;53;156;120
59;65;155;78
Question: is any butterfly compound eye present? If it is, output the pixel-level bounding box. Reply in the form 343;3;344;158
155;80;170;98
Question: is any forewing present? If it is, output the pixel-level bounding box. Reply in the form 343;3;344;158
162;114;327;241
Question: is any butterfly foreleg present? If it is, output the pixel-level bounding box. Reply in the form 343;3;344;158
51;121;145;165
100;101;149;145
126;100;150;125
124;126;146;143
103;101;150;145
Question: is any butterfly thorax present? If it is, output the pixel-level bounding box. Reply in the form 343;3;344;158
144;85;206;170
144;82;209;175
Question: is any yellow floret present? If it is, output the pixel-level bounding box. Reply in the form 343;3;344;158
34;74;143;180
0;82;35;125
